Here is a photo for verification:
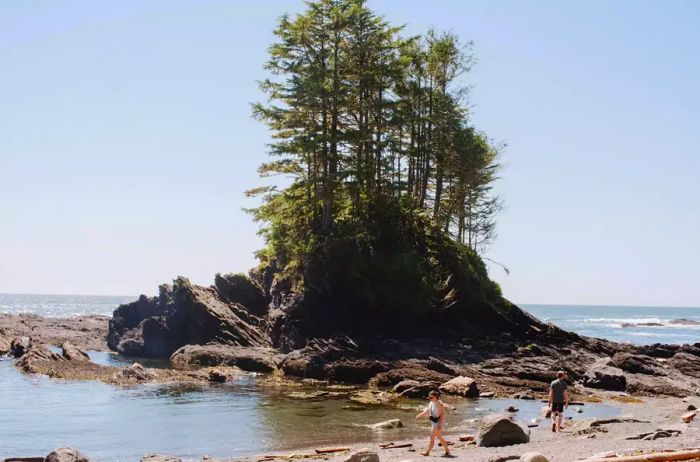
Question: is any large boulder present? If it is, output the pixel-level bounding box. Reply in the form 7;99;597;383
440;376;480;398
392;379;421;393
343;449;379;462
45;448;91;462
324;359;391;383
477;413;530;447
583;358;627;391
399;382;437;399
108;278;269;359
668;352;700;378
170;344;276;373
612;353;664;376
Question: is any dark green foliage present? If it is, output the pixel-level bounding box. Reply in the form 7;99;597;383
248;0;508;326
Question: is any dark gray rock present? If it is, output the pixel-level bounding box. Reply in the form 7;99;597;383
214;273;269;316
477;413;530;447
108;278;268;359
583;358;627;391
440;376;480;398
170;344;276;373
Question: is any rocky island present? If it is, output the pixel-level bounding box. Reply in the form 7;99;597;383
1;1;698;461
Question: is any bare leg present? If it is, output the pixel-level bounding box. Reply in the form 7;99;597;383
558;412;564;431
436;428;450;455
551;411;557;431
422;430;436;456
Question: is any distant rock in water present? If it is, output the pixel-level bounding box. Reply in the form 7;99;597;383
621;322;664;328
670;318;700;326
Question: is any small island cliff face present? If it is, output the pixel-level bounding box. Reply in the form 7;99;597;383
106;270;700;398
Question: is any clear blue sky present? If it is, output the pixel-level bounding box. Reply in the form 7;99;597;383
1;0;698;306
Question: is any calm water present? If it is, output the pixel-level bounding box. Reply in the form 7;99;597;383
2;294;697;460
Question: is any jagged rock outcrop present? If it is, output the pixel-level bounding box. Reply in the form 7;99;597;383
16;343;65;372
102;271;700;396
108;278;268;358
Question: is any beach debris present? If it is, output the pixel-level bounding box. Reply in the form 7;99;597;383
342;449;378;462
506;406;519;412
687;404;697;411
141;455;183;462
45;447;91;462
439;376;479;398
680;410;696;423
314;447;350;454
379;442;413;450
367;419;403;430
527;418;539;428
476;413;530;447
584;448;700;462
520;452;549;462
589;418;649;427
487;456;519;462
625;429;682;440
587;451;620;459
458;434;475;442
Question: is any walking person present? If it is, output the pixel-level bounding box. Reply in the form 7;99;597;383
416;390;451;457
548;370;569;432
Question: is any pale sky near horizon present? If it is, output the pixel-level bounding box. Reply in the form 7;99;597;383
1;1;698;307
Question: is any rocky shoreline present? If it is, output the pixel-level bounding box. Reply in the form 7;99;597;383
1;274;699;399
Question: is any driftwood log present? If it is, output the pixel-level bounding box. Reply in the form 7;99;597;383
584;449;700;462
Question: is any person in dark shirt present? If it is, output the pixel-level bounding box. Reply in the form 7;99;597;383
548;370;569;432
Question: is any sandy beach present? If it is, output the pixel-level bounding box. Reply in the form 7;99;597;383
224;394;700;462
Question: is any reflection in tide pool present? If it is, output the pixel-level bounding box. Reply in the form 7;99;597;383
0;353;620;462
